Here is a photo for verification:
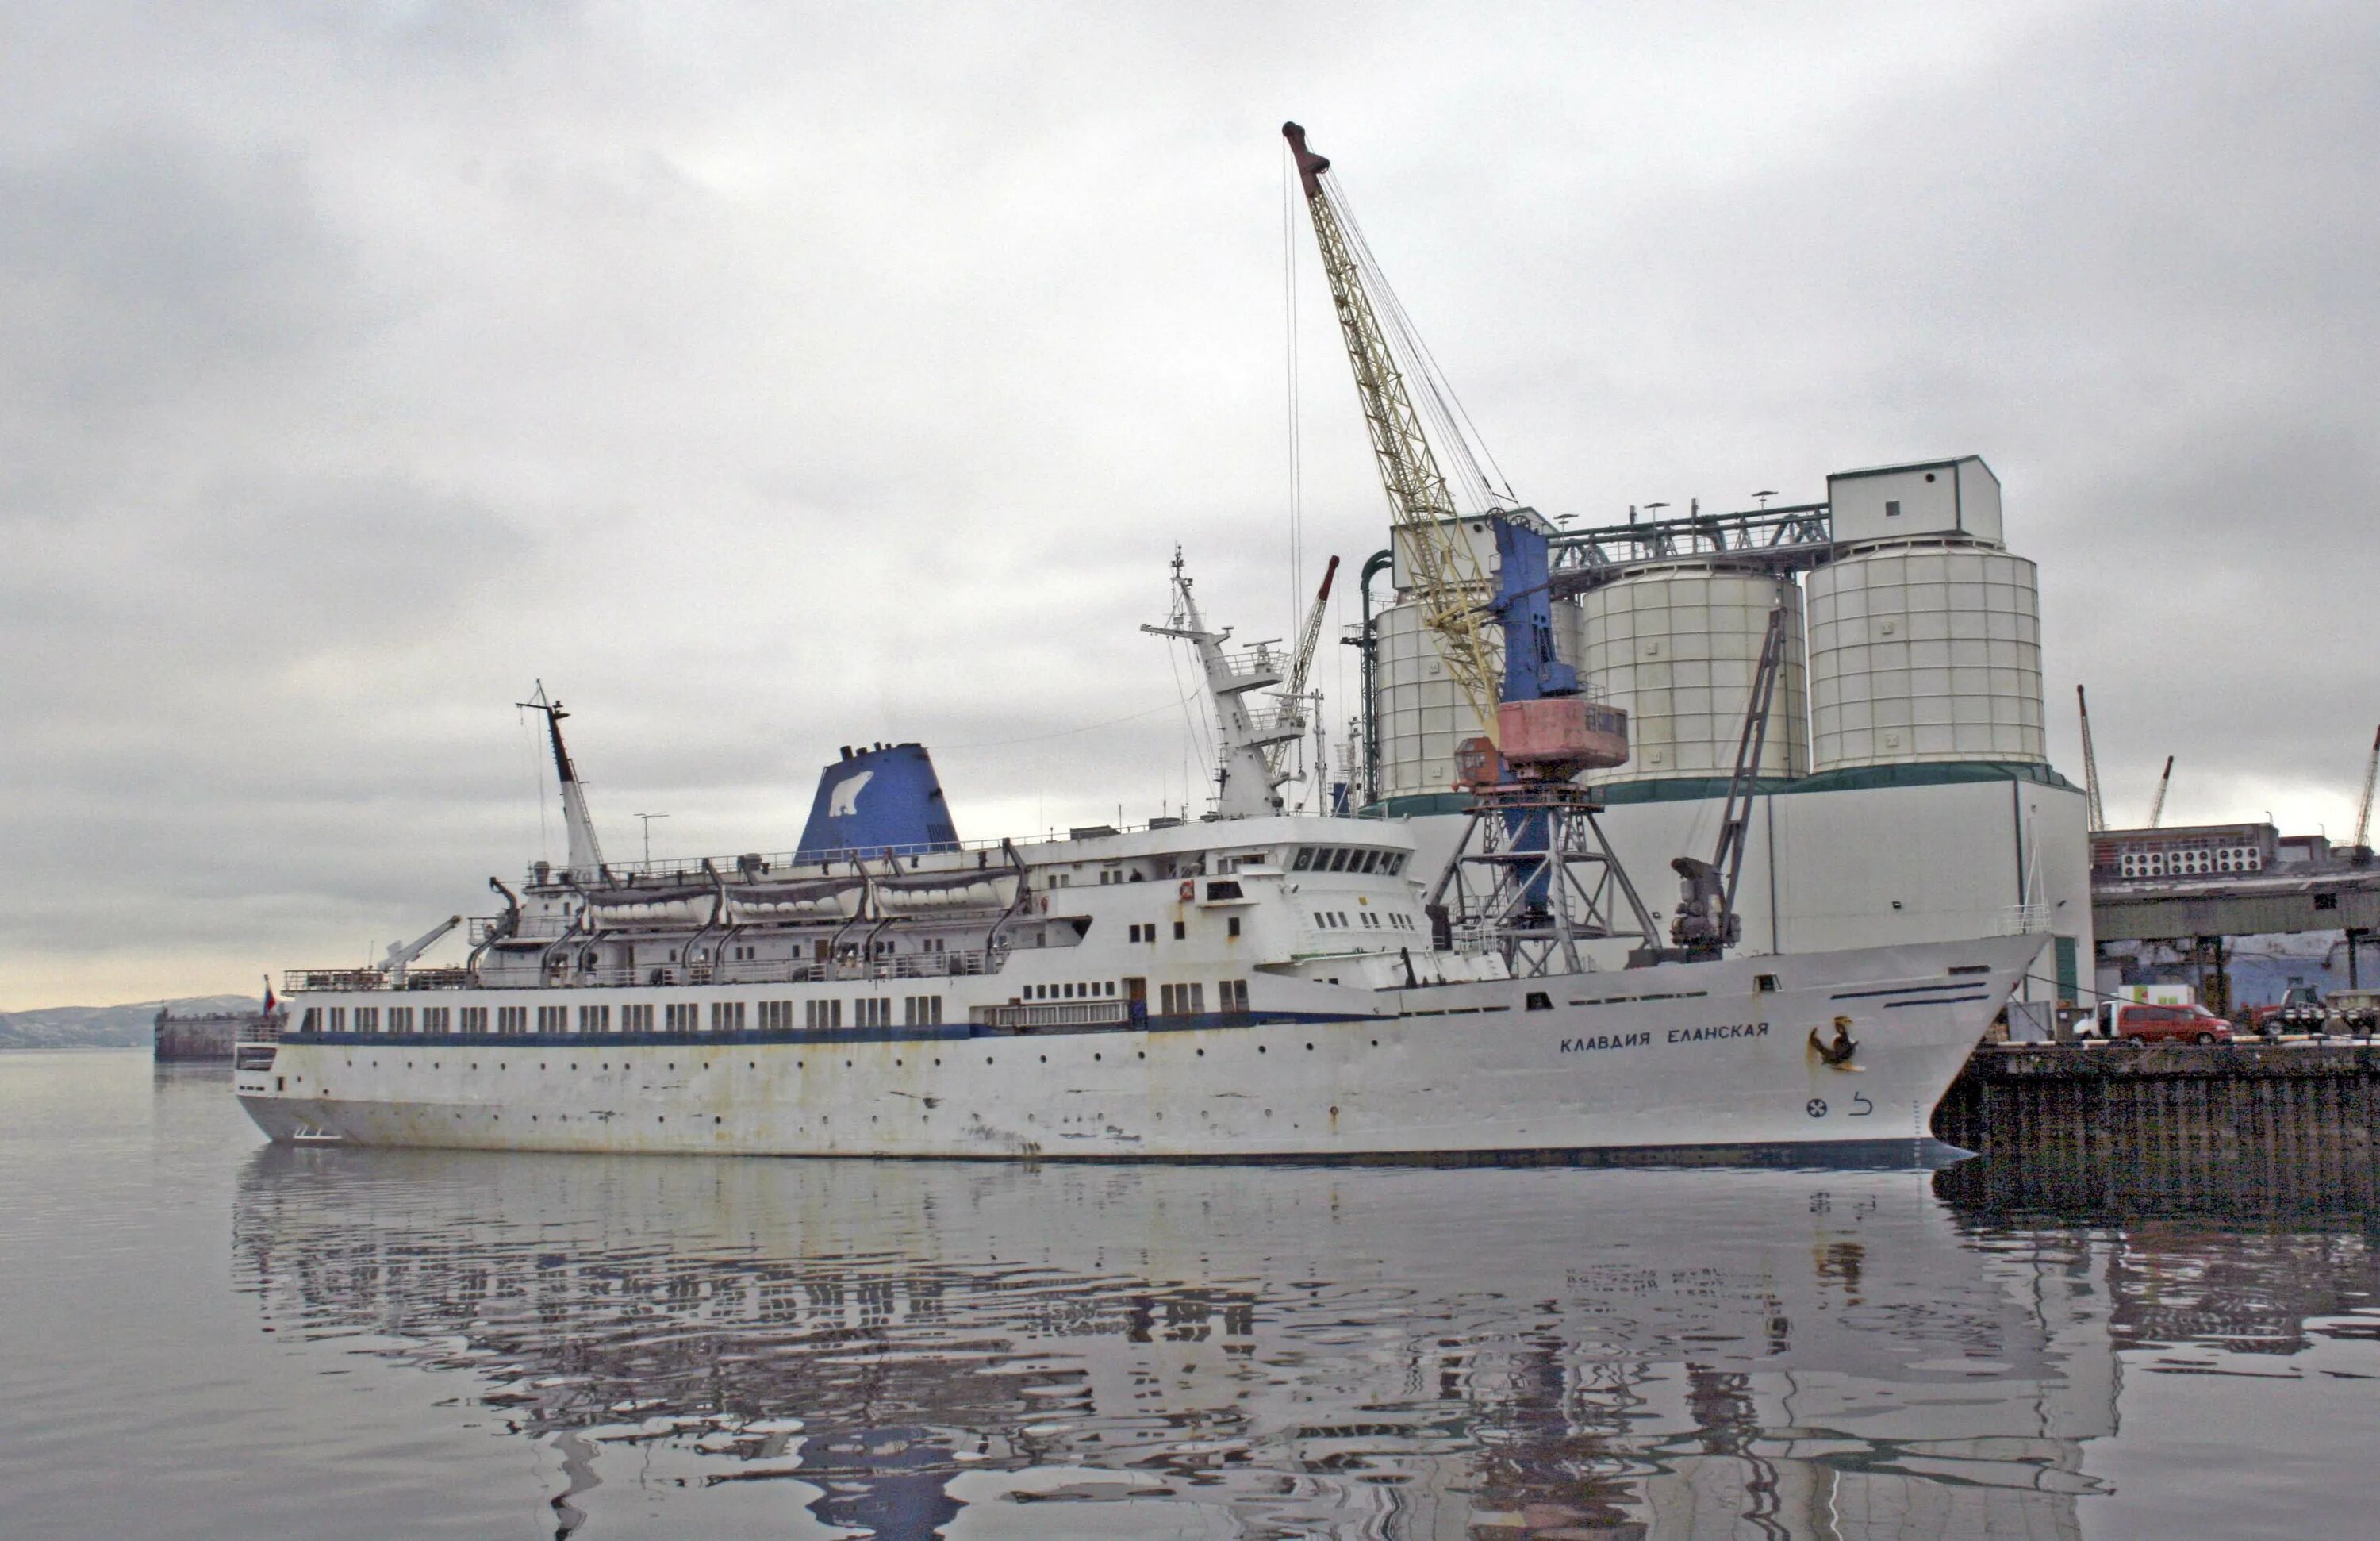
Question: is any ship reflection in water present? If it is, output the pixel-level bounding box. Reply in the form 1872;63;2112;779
230;1151;2379;1539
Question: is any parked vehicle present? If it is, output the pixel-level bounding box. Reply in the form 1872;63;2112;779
2110;1001;2233;1045
2245;986;2328;1035
2325;988;2380;1034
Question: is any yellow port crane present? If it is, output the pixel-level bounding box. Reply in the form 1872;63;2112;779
1283;122;1503;747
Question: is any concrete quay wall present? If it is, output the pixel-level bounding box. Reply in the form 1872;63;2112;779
1934;1043;2380;1215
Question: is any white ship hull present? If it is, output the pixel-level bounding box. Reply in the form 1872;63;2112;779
237;935;2034;1161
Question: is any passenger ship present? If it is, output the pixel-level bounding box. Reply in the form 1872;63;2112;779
236;564;2036;1161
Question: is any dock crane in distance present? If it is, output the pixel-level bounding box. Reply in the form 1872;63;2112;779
2148;755;2175;829
2353;724;2379;862
2077;686;2107;834
1265;555;1340;787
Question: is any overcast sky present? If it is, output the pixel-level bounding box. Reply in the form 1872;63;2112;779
4;1;2374;1009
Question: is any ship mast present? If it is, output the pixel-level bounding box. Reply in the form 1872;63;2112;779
520;682;606;874
1142;551;1302;819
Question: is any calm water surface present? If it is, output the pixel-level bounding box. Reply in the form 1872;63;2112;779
4;1051;2378;1539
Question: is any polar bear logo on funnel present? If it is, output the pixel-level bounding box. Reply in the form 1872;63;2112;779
827;769;873;818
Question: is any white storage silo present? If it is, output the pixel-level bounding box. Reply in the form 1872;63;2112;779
1568;564;1808;786
1373;601;1478;801
1806;537;2045;770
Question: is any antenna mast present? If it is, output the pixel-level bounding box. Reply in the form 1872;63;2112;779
519;682;607;874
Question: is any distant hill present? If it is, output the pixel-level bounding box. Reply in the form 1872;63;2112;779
0;995;262;1051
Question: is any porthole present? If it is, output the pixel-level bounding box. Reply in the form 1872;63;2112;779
1196;1048;1204;1057
1257;1046;1267;1055
1038;1055;1046;1063
1305;1043;1313;1051
1093;1052;1102;1061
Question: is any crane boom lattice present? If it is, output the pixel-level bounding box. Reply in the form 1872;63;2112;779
2077;686;2106;834
1266;555;1340;778
2355;724;2380;853
1284;122;1502;744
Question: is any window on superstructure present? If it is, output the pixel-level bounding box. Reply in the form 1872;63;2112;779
301;1008;321;1033
356;1007;379;1033
1219;979;1249;1013
1292;848;1315;871
1227;917;1241;939
1172;920;1185;940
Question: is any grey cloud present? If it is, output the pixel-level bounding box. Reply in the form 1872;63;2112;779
2;1;2374;1006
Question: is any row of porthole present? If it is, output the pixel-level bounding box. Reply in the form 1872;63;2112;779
347;1036;1392;1076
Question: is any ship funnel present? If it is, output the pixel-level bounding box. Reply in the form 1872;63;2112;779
797;742;960;859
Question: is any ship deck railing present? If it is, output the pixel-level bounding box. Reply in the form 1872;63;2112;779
283;951;1002;993
509;810;1378;890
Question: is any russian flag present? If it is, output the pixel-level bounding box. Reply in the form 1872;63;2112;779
262;974;277;1016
